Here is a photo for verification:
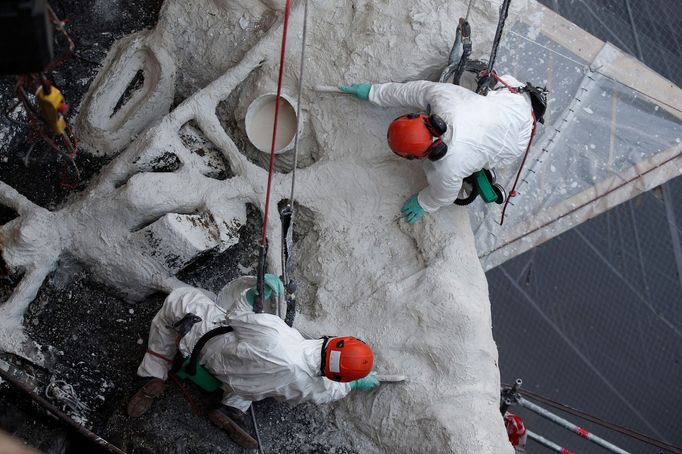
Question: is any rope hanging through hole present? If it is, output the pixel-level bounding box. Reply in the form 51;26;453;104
261;0;293;246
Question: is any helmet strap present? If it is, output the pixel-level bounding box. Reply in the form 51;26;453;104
319;336;332;376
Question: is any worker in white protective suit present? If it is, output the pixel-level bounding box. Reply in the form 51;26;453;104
339;76;544;224
127;274;378;449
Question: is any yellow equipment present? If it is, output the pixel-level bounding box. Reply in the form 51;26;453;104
36;84;67;135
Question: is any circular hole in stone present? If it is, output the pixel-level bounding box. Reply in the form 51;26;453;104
245;94;297;154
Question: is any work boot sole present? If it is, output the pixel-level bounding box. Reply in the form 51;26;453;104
207;409;258;449
127;378;166;418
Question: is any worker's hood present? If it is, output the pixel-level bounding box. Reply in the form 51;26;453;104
302;337;325;376
216;275;255;313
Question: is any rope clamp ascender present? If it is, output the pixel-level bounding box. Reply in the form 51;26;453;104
36;80;68;135
253;240;269;315
278;199;297;327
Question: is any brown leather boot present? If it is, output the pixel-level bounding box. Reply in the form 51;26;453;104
127;378;166;417
207;406;258;449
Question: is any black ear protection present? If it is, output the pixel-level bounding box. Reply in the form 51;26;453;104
394;111;448;161
403;112;448;161
523;82;548;124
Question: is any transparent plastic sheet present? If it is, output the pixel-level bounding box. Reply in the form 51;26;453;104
486;2;682;452
470;19;682;270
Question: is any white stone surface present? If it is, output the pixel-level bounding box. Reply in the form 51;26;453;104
0;1;528;452
134;212;236;274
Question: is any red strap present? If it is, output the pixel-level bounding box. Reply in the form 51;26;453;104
490;72;520;94
146;347;201;416
499;112;537;226
261;0;293;245
59;124;80;189
170;373;202;416
146;348;174;364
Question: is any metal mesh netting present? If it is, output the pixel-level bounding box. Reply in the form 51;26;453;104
470;13;682;270
488;1;682;453
549;0;682;87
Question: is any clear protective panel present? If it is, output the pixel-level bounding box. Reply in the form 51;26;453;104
470;20;682;270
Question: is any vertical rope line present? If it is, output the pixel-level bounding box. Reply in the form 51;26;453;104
464;0;475;21
623;0;644;60
261;0;293;245
289;0;309;206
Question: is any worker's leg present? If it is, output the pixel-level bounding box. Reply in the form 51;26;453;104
206;389;257;449
129;290;206;417
136;297;184;380
221;389;252;413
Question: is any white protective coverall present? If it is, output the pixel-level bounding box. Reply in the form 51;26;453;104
137;276;351;412
369;77;534;213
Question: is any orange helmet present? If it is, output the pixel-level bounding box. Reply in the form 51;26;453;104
321;336;373;382
387;113;448;161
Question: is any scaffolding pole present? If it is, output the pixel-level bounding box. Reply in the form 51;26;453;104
517;396;630;454
527;430;574;454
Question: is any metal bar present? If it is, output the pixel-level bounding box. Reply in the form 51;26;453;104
514;387;682;453
527;430;574;454
517;397;630;454
500;378;522;414
0;362;126;454
250;405;265;454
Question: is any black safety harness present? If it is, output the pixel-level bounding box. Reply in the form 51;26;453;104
486;72;548;224
441;0;549;222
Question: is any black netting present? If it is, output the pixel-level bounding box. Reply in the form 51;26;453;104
490;1;682;453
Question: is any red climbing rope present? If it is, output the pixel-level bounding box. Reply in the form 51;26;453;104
484;71;538;226
145;348;202;417
145;348;173;364
261;0;293;245
169;374;202;417
500;112;537;226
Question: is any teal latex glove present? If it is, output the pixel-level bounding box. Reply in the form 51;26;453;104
263;273;284;297
350;372;380;391
338;83;371;101
401;194;425;224
246;273;284;306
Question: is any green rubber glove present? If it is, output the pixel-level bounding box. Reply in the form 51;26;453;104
401;194;425;224
263;273;284;297
246;273;284;306
338;83;371;101
350;372;380;391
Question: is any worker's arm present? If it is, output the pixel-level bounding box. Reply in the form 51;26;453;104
300;371;380;404
418;144;487;212
300;377;353;404
369;81;444;110
138;287;216;380
228;312;282;350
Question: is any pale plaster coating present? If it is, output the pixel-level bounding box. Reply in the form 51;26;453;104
0;1;528;452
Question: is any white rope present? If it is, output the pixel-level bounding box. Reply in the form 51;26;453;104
45;378;91;414
289;0;310;205
464;0;476;21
